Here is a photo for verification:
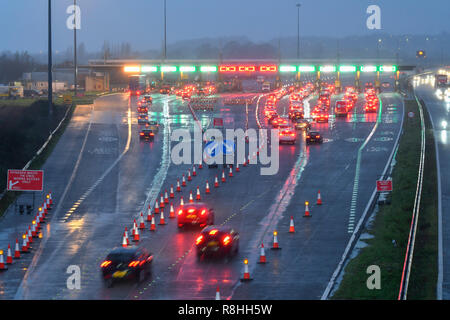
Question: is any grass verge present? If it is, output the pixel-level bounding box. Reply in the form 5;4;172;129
332;98;438;299
0;98;82;218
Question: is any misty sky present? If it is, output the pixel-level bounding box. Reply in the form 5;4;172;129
2;0;449;53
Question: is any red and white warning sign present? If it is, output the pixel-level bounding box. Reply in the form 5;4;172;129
376;180;392;192
213;117;224;127
7;170;44;191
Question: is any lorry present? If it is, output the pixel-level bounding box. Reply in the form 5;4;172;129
334;100;349;116
435;74;448;88
0;85;23;99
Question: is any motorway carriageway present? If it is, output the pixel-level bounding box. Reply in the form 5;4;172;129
0;78;403;299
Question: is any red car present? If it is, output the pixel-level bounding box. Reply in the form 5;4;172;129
177;203;215;228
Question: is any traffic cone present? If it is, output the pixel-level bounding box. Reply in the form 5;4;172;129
317;190;322;205
21;235;28;253
160;194;165;208
196;186;201;200
124;227;130;245
49;191;53;206
240;259;253;281
180;196;184;206
221;171;226;183
258;243;267;264
122;232;128;247
243;158;247;167
229;167;233;177
158;209;166;225
304;201;311;218
139;212;146;229
205;181;210;194
43;202;48;214
182;175;186;187
187;170;192;181
199;163;203;169
133;219;138;234
6;244;13;264
169;203;175;218
189;191;194;203
0;250;7;271
271;231;281;250
31;221;37;237
133;227;140;242
147;205;152;221
14;238;20;258
215;286;221;300
192;166;197;176
27;227;33;244
236;164;240;172
150;215;156;231
154;201;160;214
164;190;169;203
170;185;175;198
176;179;181;192
214;176;219;188
289;216;295;233
46;193;51;209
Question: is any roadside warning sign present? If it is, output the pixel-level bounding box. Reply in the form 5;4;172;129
376;180;392;192
7;170;44;191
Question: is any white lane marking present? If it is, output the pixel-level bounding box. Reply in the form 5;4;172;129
347;97;383;233
14;103;96;299
15;95;132;299
140;96;172;217
228;94;314;298
322;93;405;300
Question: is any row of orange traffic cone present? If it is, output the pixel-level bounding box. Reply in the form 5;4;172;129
0;192;53;271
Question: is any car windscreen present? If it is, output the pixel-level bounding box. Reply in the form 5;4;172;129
106;252;135;263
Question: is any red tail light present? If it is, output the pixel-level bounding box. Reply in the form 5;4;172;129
150;133;154;136
200;209;206;216
306;135;310;138
100;260;111;268
223;235;231;246
316;135;320;138
209;229;218;235
178;209;183;215
188;208;195;213
196;235;204;245
140;133;144;136
128;261;139;267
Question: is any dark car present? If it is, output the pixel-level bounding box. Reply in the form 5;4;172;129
139;128;155;140
306;131;323;144
100;246;153;287
195;225;239;259
23;89;41;98
177;203;214;229
294;119;311;131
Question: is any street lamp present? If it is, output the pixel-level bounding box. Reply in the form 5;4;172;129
163;0;167;61
48;0;53;116
74;0;77;96
296;3;301;60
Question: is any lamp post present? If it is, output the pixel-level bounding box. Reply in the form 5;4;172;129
296;3;301;60
48;0;53;116
74;0;78;97
163;0;167;61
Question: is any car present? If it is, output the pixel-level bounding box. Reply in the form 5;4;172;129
142;94;153;104
177;203;214;228
306;131;323;144
24;89;42;98
137;106;148;113
195;226;239;259
334;100;348;116
289;110;304;120
100;246;153;287
294;119;311;131
279;127;297;144
268;113;279;125
137;114;149;124
315;112;329;123
139;128;155;140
